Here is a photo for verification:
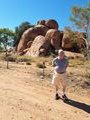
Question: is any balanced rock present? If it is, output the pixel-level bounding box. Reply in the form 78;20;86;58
37;20;46;26
45;19;59;29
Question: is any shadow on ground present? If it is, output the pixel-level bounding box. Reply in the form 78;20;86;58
63;98;90;114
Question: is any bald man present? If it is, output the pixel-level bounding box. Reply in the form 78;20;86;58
52;49;69;100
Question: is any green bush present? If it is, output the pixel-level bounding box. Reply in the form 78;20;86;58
5;56;16;62
16;56;33;62
0;53;5;60
26;62;32;65
36;63;46;68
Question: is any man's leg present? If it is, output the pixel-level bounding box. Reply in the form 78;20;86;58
53;75;60;100
54;84;59;100
61;79;67;95
60;75;68;100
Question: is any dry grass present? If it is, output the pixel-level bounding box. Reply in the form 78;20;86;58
0;52;90;79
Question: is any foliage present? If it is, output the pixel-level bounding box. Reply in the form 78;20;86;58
26;62;32;65
0;28;15;68
14;21;34;47
36;63;46;69
70;3;90;58
15;55;33;63
0;53;5;60
0;28;15;36
0;28;15;50
0;45;3;51
70;3;90;33
64;27;86;52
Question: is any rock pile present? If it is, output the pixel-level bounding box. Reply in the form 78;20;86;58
17;19;86;56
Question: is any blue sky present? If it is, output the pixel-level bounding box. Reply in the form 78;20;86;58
0;0;90;31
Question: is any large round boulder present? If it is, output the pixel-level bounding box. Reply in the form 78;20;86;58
62;31;86;52
45;19;59;29
45;29;62;50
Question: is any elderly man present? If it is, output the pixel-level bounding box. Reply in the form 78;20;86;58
52;49;69;100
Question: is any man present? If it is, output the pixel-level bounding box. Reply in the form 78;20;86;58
52;49;69;100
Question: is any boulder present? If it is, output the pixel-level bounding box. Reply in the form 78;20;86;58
45;19;59;29
76;32;86;48
45;29;62;50
26;35;49;57
59;31;64;45
64;51;84;59
62;31;86;52
37;20;46;26
62;31;72;50
17;25;48;54
27;41;32;48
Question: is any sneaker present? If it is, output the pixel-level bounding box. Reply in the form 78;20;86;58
62;94;68;101
55;93;59;100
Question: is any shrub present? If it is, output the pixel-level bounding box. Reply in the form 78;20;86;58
36;63;46;68
26;62;32;65
5;56;16;62
0;53;5;60
16;56;32;62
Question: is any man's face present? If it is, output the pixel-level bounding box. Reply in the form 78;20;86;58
58;51;65;59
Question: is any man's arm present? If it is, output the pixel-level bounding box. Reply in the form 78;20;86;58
52;58;57;67
65;57;69;68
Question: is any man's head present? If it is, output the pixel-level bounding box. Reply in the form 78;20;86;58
58;49;65;59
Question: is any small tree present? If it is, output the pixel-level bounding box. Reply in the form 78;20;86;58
0;35;9;68
0;28;15;68
70;3;90;58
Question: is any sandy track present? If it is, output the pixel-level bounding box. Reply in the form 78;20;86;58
0;62;90;120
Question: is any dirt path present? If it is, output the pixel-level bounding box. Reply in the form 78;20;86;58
0;62;90;120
